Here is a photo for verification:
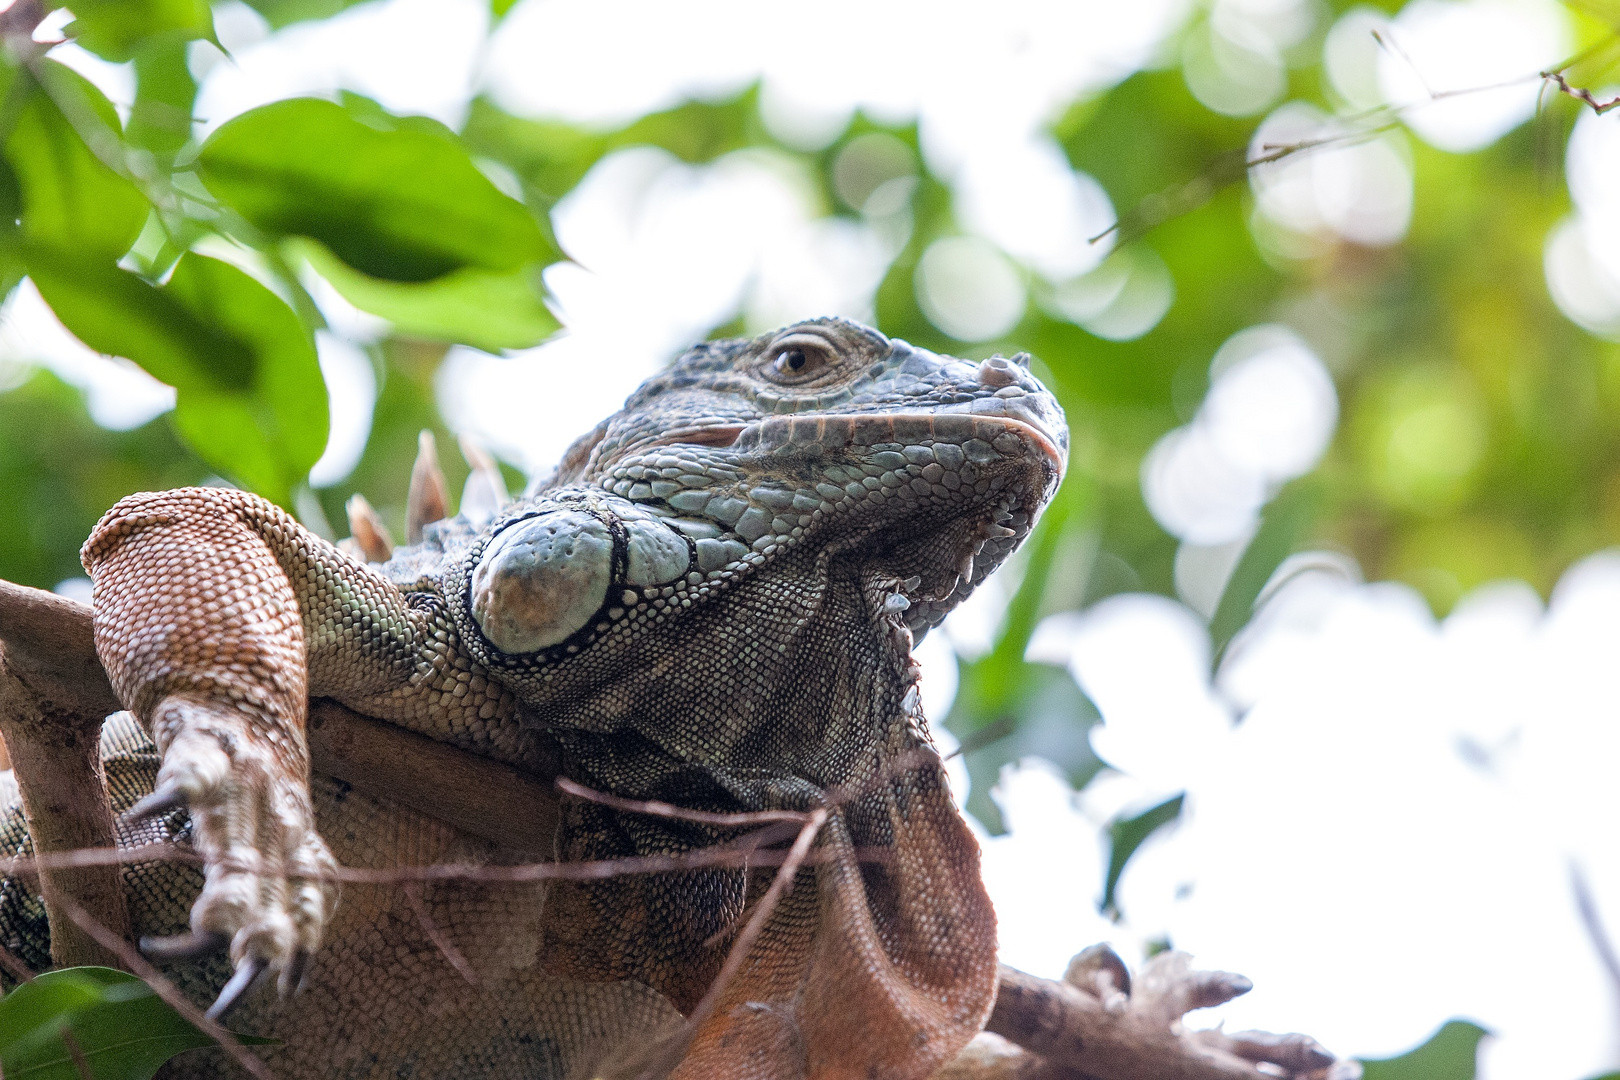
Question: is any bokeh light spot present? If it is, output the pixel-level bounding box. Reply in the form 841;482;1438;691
915;236;1027;343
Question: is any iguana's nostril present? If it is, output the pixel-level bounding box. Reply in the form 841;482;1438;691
976;357;1018;388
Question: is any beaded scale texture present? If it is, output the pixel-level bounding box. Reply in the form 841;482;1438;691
0;318;1068;1079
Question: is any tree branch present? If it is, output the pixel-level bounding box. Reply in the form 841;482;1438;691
0;577;1359;1080
0;585;129;970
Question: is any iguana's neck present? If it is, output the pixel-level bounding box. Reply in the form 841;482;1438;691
531;542;918;808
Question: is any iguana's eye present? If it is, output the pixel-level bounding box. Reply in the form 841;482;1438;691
764;332;841;384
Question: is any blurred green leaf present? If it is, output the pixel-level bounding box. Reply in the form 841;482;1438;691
4;66;146;263
238;0;369;28
1359;1020;1488;1080
127;38;199;164
197;97;554;281
461;93;759;207
490;0;522;17
0;369;204;591
945;488;1103;833
1100;793;1183;918
297;238;558;350
65;0;215;62
1209;481;1320;666
951;658;1101;834
0;966;271;1079
29;251;327;505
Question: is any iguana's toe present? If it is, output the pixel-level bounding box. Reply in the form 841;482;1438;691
140;929;228;960
146;695;339;1012
123;780;187;823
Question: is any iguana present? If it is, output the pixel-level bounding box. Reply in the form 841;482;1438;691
0;319;1348;1080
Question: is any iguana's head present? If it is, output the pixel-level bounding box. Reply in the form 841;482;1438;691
455;318;1065;672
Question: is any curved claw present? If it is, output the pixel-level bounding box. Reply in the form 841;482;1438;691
206;954;269;1021
1064;942;1131;1000
1224;1030;1336;1072
140;929;229;961
1184;969;1253;1010
122;781;186;824
1136;951;1252;1022
281;948;311;996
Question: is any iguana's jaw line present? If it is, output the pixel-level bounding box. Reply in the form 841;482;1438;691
661;412;1066;475
654;424;747;449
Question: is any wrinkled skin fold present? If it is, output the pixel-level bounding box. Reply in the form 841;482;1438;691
0;319;1067;1078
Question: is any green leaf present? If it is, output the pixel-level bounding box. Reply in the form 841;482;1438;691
949;656;1101;835
1100;793;1183;918
128;38;200;163
197;97;553;282
66;0;215;62
28;251;327;505
0;966;271;1079
942;484;1105;833
4;66;146;262
490;0;523;18
238;0;370;30
1207;480;1320;668
297;238;558;351
1360;1020;1489;1080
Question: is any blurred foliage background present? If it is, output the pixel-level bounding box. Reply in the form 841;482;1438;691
1;0;1619;1072
2;0;1617;821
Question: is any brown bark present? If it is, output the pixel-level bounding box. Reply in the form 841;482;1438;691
987;965;1266;1080
306;700;558;854
0;578;128;968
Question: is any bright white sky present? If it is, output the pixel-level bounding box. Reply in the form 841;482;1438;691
3;0;1618;1076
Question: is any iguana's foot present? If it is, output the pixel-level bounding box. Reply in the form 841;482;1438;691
979;947;1360;1080
1125;950;1357;1079
130;694;336;1016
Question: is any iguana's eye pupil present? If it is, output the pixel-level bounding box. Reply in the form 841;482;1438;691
783;350;806;371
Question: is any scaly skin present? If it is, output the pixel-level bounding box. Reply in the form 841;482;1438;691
4;318;1068;1078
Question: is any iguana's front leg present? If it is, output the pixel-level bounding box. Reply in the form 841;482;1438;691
82;486;481;1012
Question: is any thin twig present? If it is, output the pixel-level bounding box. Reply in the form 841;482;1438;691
1372;28;1436;98
1571;862;1620;1018
688;810;826;1030
49;892;274;1080
0;940;34;983
1540;70;1620;115
633;807;829;1080
0;829;892;885
556;777;813;827
403;883;478;988
0;841;202;874
1092;24;1620;246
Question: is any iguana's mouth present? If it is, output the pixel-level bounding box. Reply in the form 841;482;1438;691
660;411;1066;474
656;424;747;448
